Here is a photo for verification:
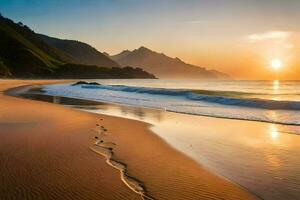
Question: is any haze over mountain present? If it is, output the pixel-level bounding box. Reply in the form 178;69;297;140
0;14;155;79
111;47;231;79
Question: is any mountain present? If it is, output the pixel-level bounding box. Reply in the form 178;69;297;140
111;46;231;79
38;34;120;68
0;14;73;77
0;14;155;79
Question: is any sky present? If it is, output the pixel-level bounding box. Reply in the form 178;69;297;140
1;0;300;80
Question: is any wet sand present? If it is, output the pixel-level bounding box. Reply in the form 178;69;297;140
0;80;257;200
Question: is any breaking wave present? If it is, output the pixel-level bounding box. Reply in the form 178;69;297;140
81;84;300;110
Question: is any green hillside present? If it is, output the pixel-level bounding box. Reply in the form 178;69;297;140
0;14;155;79
38;34;120;68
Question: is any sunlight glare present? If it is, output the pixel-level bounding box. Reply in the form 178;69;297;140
271;58;282;70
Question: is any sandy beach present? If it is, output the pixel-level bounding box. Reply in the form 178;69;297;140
0;80;257;200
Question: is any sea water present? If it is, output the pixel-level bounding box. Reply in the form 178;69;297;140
43;80;300;126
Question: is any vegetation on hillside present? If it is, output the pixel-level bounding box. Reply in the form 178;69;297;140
51;64;156;79
39;34;120;68
0;14;155;79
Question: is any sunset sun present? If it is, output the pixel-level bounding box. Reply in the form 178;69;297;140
271;58;282;70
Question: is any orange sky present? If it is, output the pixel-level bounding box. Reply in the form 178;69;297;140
172;31;300;80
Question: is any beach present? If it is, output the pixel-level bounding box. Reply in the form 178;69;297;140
1;1;299;199
0;80;257;199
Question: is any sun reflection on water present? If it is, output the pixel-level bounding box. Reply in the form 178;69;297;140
272;80;280;98
273;80;280;86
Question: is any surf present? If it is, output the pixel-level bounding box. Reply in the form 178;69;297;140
41;82;300;126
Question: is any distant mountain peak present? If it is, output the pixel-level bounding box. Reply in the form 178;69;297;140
111;46;231;80
138;46;149;50
136;46;153;53
121;49;132;54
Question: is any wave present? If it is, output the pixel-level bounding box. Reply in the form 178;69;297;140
80;84;300;110
39;83;300;126
81;85;190;96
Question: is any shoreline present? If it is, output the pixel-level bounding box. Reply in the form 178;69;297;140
39;82;300;126
0;80;258;200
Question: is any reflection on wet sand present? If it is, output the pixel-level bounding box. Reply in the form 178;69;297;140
20;93;104;106
20;93;165;122
269;124;279;141
103;104;165;122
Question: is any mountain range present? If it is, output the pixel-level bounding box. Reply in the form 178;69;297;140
0;14;154;78
110;47;231;79
0;14;230;80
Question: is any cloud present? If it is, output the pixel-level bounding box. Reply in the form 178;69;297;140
246;31;296;49
185;20;210;24
247;31;291;42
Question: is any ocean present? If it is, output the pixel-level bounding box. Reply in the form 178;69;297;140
43;80;300;126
